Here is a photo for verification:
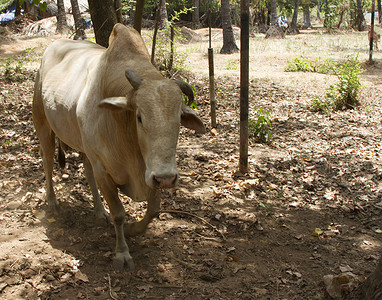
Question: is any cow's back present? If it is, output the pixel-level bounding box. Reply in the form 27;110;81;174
37;39;105;151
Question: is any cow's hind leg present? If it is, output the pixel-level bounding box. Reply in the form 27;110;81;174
83;155;110;222
33;106;59;212
125;190;160;236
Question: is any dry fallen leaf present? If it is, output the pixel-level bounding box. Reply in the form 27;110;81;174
312;228;323;236
75;270;89;282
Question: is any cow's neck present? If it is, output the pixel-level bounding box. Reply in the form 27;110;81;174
100;40;163;98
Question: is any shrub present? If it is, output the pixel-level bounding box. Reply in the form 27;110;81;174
285;56;333;74
151;7;192;72
1;57;27;82
326;55;363;110
249;108;273;144
312;55;364;111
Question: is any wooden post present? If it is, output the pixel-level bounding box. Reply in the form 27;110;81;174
208;9;217;128
239;0;249;174
169;25;174;71
370;0;376;63
133;0;145;34
151;8;160;65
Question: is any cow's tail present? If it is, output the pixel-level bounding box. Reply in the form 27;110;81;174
58;139;67;169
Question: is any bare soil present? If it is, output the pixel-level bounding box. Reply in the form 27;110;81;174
1;24;382;299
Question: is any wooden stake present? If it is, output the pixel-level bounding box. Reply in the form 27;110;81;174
208;8;217;128
169;25;174;71
151;8;160;65
370;0;375;63
239;0;249;174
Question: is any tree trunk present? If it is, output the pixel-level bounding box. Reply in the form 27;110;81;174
114;0;122;23
70;0;86;40
289;0;300;33
337;9;345;28
348;254;382;299
88;0;117;47
220;0;239;54
317;0;321;20
158;0;168;29
133;0;145;34
356;0;366;31
192;0;200;29
270;0;277;26
15;0;21;17
56;0;69;34
303;4;312;28
378;0;381;23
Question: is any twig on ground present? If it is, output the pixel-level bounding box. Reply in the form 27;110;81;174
160;209;226;240
107;274;118;300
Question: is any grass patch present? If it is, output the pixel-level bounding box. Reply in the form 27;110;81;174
284;56;333;73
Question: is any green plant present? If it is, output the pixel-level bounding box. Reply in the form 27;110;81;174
152;7;192;72
1;57;27;82
311;96;332;112
311;55;364;112
249;108;272;144
285;56;313;72
225;59;239;70
326;55;363;110
285;56;333;74
180;80;197;109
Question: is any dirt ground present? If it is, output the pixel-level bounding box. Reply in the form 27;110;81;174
1;23;382;300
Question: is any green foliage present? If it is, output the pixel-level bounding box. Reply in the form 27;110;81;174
1;57;27;82
121;0;136;14
285;56;333;73
311;55;364;111
311;96;333;112
225;59;239;70
19;0;47;11
181;80;198;109
152;7;192;72
325;55;364;110
249;108;273;144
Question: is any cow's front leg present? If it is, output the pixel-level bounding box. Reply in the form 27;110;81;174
125;189;160;236
96;173;134;271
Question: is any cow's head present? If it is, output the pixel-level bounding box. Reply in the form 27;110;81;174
99;69;206;189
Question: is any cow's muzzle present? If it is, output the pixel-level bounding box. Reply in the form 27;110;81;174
153;174;178;189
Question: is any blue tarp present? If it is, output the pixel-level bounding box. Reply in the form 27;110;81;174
0;3;16;23
0;1;92;28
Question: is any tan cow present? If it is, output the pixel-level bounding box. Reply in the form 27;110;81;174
368;29;381;50
32;24;206;271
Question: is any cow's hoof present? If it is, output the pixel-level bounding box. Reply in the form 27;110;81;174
47;201;60;216
95;208;111;225
113;252;135;272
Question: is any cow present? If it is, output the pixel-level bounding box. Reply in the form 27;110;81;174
32;23;206;271
368;29;381;50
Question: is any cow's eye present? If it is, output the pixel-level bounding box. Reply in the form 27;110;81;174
137;115;142;124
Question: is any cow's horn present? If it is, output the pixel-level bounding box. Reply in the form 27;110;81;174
175;80;194;106
125;69;142;90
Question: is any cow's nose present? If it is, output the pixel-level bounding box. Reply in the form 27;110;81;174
153;174;178;188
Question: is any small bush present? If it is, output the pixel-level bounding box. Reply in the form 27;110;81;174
152;7;192;72
312;55;364;111
285;56;333;73
327;55;363;110
249;108;273;144
1;57;27;82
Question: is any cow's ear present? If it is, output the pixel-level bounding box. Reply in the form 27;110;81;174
181;103;206;134
99;97;134;111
